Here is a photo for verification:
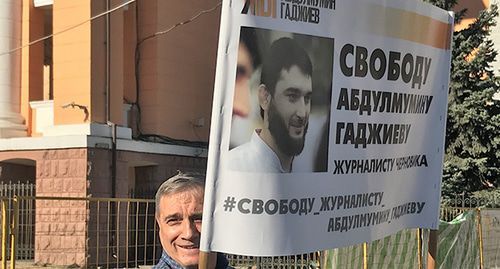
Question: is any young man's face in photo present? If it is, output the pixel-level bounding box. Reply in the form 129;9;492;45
233;43;254;118
231;42;255;148
268;65;312;156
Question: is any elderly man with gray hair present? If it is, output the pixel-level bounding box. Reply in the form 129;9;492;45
153;172;231;269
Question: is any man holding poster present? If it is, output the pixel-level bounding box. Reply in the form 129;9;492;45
154;173;231;269
227;37;313;173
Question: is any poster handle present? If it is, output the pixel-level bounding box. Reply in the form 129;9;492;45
427;229;438;269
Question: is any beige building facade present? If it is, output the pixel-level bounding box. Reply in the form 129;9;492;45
0;0;219;265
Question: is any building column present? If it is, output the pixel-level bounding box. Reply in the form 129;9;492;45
0;0;27;138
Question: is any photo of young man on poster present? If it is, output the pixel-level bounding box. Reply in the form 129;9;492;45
227;28;333;173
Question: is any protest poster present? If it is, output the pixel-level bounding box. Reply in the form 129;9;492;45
201;0;454;256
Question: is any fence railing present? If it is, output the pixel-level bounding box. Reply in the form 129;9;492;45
445;193;500;208
0;182;35;262
86;197;159;268
0;182;35;198
1;196;321;269
226;252;321;269
0;189;496;268
15;196;159;268
440;206;467;222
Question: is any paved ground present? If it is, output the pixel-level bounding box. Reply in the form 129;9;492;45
4;261;64;269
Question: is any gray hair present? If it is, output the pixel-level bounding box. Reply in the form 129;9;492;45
155;172;205;215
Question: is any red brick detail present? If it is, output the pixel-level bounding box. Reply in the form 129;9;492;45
35;149;88;266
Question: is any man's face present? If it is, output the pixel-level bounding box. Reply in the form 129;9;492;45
231;43;255;148
233;43;254;118
267;65;312;156
156;189;203;269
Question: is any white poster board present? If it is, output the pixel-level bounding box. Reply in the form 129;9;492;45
201;0;454;256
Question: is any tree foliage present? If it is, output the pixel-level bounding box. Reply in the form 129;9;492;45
425;1;500;200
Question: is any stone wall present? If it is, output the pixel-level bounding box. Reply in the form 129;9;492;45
34;148;88;265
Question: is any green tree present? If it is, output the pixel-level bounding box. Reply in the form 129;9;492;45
426;1;500;200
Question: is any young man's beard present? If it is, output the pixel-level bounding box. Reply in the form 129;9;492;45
267;100;308;157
